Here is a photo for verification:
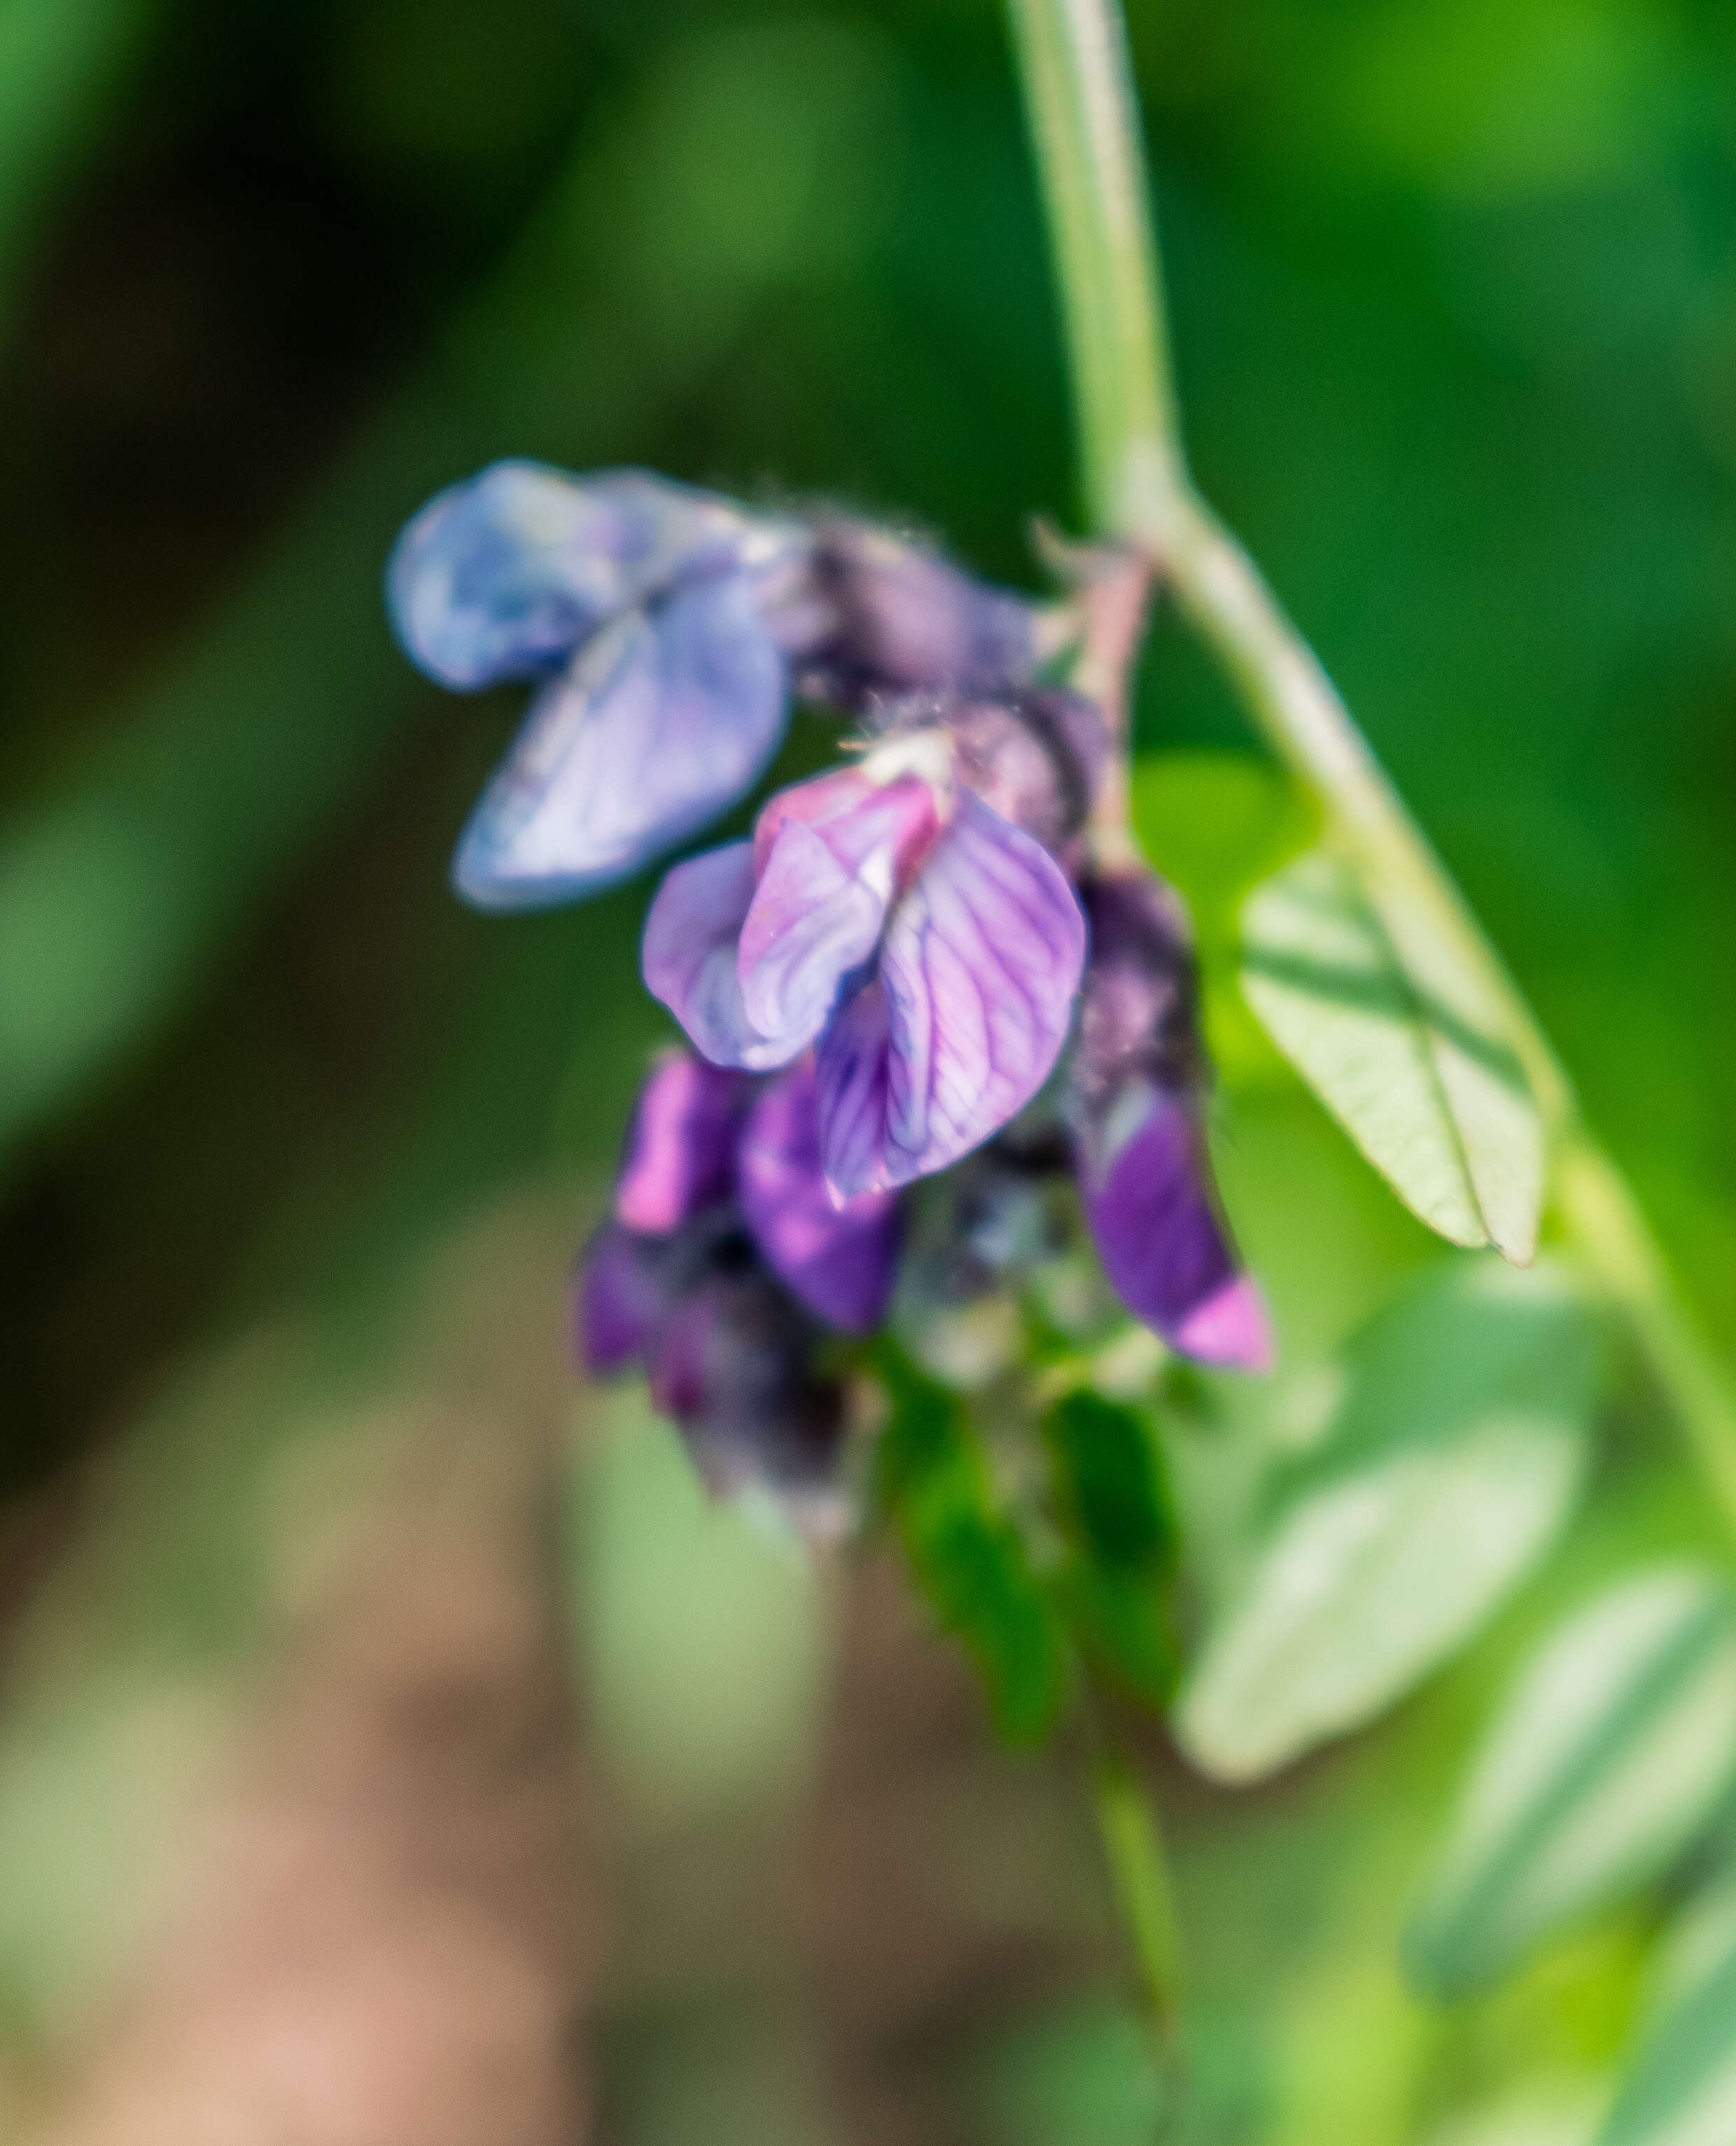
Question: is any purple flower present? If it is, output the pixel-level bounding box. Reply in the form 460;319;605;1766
736;1060;902;1331
870;687;1108;870
645;1270;848;1510
642;745;1088;1198
387;470;1051;917
575;1050;901;1513
1070;870;1270;1371
389;461;807;910
612;1051;752;1233
579;1049;899;1347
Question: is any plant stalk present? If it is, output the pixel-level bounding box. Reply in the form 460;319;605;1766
1006;0;1736;1531
1090;1739;1186;2064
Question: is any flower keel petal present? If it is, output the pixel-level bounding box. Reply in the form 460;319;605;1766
1079;1087;1271;1370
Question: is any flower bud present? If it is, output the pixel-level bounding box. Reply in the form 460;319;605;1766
874;687;1109;860
792;518;1035;701
647;1270;848;1506
1070;870;1270;1371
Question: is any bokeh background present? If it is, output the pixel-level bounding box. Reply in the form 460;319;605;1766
0;1;1732;2141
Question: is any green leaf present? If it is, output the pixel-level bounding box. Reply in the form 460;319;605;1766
877;1351;1068;1743
1406;1566;1736;1999
1595;1865;1736;2146
1647;1863;1736;2026
1130;750;1316;942
1044;1391;1175;1571
1240;848;1544;1263
1175;1261;1600;1784
1043;1391;1179;1706
1597;1941;1736;2146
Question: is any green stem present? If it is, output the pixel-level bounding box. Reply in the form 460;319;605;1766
1007;0;1736;1527
1089;1739;1186;2061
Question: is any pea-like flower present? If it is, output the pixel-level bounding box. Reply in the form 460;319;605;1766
387;463;1046;912
388;460;811;910
640;734;1089;1199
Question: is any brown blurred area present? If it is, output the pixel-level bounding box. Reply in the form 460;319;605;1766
0;1191;1115;2146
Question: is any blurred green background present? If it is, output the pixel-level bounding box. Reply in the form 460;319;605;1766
0;1;1732;2141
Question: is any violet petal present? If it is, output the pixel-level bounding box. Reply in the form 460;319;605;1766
643;843;822;1071
737;1060;902;1331
799;519;1036;697
615;1053;753;1233
818;792;1087;1195
736;771;939;1048
645;1272;846;1494
1079;1086;1271;1370
574;1223;668;1373
451;573;789;910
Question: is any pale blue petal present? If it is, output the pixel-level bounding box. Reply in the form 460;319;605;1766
451;574;790;909
388;460;789;689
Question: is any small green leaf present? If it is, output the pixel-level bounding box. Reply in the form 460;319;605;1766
1240;848;1544;1263
1647;1863;1736;2026
1130;750;1315;941
1044;1391;1179;1706
1406;1567;1736;1999
876;1350;1068;1743
1044;1391;1175;1571
1597;1942;1736;2146
1175;1261;1600;1783
1597;1869;1736;2146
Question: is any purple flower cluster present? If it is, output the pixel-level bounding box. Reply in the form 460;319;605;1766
389;460;1268;1499
578;1051;899;1506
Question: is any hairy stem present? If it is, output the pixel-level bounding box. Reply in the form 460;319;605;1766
1007;0;1736;1530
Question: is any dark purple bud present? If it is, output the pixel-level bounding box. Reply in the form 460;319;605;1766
737;1059;902;1331
615;1051;752;1233
646;1270;847;1500
881;687;1110;860
1073;870;1201;1108
1071;870;1270;1372
792;519;1035;700
574;1222;672;1373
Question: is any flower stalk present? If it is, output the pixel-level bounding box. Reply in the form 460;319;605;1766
1089;1734;1186;2064
1005;0;1736;1531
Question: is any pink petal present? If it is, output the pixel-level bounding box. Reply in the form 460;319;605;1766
1175;1275;1273;1372
818;792;1086;1194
